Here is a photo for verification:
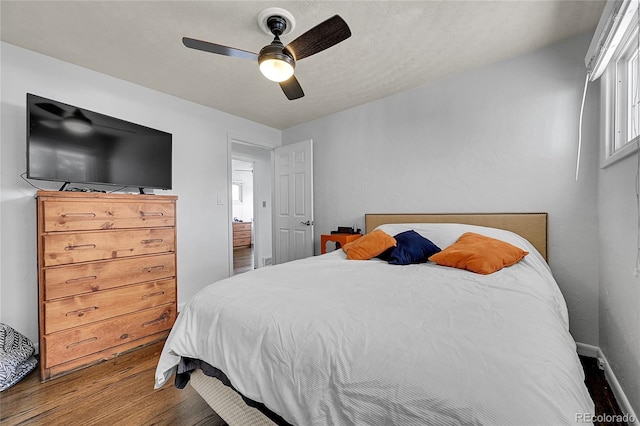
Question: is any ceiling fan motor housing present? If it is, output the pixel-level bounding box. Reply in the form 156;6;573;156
259;15;295;64
259;42;294;65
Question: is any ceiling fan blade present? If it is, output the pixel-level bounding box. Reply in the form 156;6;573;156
182;37;258;61
279;75;304;100
285;15;351;61
36;102;66;117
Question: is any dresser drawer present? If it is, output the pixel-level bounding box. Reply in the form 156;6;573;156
44;279;176;334
44;304;176;367
41;200;175;232
234;230;252;239
233;238;252;247
43;228;175;267
44;253;175;300
233;223;251;232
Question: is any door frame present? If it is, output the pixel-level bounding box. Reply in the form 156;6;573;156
227;133;274;277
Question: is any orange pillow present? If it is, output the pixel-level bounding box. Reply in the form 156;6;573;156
428;232;528;274
342;229;396;260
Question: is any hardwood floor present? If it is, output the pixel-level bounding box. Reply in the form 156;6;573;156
0;342;627;425
0;341;224;426
233;246;254;275
580;355;627;426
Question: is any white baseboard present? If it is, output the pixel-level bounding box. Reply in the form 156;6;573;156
178;302;187;313
576;342;639;425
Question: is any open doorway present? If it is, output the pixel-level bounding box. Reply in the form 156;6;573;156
229;138;273;276
231;159;254;274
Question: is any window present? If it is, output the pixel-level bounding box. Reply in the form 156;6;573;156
603;15;640;166
232;182;243;203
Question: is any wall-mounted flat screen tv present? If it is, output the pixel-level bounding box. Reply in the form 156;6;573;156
26;93;172;191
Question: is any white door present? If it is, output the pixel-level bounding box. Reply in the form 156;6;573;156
274;139;314;264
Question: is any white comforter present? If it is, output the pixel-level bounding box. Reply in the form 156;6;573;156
155;224;594;425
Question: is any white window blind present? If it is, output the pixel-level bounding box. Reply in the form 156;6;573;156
585;0;639;81
577;0;639;180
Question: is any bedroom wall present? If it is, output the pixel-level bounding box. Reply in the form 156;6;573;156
282;34;600;346
598;154;640;414
0;42;281;345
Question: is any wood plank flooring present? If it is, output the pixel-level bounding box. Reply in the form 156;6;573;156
233;246;254;275
0;343;627;425
0;341;224;426
580;355;627;426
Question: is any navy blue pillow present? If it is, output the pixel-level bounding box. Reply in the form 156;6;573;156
387;230;441;265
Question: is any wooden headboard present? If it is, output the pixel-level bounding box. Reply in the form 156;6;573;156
365;213;548;261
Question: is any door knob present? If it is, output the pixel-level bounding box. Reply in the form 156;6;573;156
300;220;313;226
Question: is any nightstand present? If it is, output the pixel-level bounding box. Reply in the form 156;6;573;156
321;233;362;254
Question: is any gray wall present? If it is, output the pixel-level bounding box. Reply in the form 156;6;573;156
282;34;601;347
599;151;640;414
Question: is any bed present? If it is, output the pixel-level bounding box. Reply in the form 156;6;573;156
155;213;594;425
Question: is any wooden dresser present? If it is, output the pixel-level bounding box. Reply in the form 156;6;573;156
36;190;178;381
232;222;252;248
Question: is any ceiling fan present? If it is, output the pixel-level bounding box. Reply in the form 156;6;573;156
35;103;135;134
182;8;351;100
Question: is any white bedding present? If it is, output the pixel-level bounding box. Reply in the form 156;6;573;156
155;224;594;425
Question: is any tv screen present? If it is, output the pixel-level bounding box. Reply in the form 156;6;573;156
26;93;172;190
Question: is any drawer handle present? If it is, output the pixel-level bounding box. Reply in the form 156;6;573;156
140;239;163;245
142;265;165;273
62;212;97;218
142;291;165;300
65;306;98;317
142;312;170;327
64;244;96;251
65;275;97;284
66;337;97;349
141;211;164;217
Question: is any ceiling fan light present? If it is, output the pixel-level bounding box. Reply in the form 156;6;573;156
258;44;295;82
62;117;93;134
259;58;294;82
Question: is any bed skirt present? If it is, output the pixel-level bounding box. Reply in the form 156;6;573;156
189;369;277;426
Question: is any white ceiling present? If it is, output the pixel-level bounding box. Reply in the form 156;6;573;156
1;1;605;130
